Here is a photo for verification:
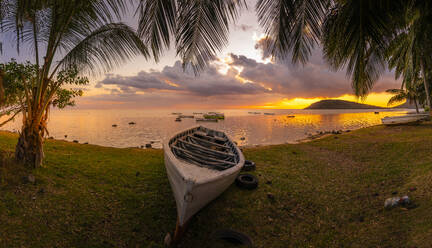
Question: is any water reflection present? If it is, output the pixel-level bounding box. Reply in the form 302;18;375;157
1;109;411;148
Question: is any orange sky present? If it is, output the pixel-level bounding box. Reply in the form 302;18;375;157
245;93;396;109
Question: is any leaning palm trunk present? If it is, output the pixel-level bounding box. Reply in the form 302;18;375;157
414;97;419;114
421;61;432;114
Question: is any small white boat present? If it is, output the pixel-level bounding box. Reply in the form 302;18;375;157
196;118;217;122
163;126;245;242
204;112;225;120
381;114;429;125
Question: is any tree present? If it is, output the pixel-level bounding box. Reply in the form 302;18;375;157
0;60;26;127
255;0;432;113
386;84;422;114
1;0;246;168
0;60;85;128
136;0;245;73
0;0;149;168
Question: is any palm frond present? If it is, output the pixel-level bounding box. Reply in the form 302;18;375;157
322;0;404;98
58;23;149;76
176;0;245;73
136;0;177;61
385;88;404;94
256;0;329;64
387;93;407;106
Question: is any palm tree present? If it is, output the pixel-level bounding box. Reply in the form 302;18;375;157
256;0;432;113
136;0;245;73
0;0;246;168
386;79;422;113
386;89;420;113
0;0;150;168
385;1;432;113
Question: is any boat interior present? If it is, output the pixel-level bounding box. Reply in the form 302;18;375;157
169;127;240;171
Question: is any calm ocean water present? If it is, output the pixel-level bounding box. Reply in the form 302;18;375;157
1;108;413;148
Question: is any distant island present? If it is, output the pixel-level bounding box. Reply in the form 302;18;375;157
305;100;385;109
305;99;417;109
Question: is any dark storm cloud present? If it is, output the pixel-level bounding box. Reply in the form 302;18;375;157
250;37;401;97
97;61;271;97
97;72;177;91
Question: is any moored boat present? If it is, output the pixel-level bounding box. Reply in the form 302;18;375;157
163;126;245;242
204;112;225;119
196;118;218;122
264;112;275;115
381;114;429;125
179;115;194;118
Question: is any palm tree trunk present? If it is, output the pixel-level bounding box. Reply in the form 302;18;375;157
15;121;45;168
414;97;419;113
421;60;432;114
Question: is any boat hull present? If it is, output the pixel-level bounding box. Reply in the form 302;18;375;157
163;126;244;226
382;114;429;125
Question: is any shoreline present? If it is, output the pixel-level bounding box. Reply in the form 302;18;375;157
0;124;372;150
1;122;432;247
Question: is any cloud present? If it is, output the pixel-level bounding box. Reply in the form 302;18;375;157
96;60;271;97
90;39;401;109
251;37;400;98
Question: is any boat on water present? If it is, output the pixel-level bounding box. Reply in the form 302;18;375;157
172;112;182;115
196;118;218;122
179;115;194;118
381;114;430;125
204;112;225;120
175;117;182;122
264;113;275;115
287;115;295;118
248;112;261;114
164;126;245;242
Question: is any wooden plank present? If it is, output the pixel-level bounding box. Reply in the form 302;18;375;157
177;139;235;157
172;146;236;166
194;131;227;142
186;135;230;149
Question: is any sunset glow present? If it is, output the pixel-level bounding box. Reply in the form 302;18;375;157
246;92;397;109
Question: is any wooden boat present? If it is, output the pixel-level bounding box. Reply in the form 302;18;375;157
175;117;182;122
204;112;225;119
163;126;245;242
381;114;429;125
196;118;217;122
179;115;194;118
264;113;275;115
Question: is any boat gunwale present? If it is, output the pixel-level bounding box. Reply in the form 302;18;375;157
163;126;245;185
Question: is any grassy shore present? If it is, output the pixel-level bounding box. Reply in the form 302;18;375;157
1;123;432;248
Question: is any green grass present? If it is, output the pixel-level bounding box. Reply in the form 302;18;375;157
1;122;432;247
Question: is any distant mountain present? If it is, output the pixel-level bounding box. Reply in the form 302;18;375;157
305;100;385;109
392;101;417;109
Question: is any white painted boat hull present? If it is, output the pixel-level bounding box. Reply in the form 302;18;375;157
163;126;245;226
382;114;429;125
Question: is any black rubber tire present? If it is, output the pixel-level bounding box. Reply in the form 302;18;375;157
235;174;258;190
212;229;254;247
242;160;256;171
